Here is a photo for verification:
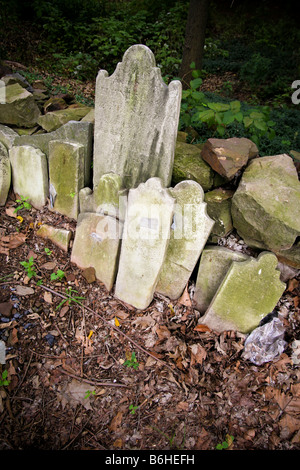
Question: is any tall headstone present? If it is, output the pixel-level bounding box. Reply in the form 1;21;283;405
156;180;214;300
0;141;11;206
115;177;175;310
93;44;182;190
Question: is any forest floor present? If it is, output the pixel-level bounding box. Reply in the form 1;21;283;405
0;189;300;452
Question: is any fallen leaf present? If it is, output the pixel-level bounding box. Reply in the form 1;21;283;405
288;278;299;292
189;343;207;365
5;207;17;218
194;324;211;333
114;317;120;327
44;291;53;303
15;285;34;296
0;233;26;254
109;411;123;432
41;261;56;270
178;286;192;306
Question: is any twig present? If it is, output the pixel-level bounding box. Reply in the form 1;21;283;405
39;284;179;378
58;367;130;388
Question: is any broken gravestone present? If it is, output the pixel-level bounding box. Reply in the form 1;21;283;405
36;224;72;252
115;177;175;310
9;145;48;210
71;212;122;291
93;44;182;190
0;83;41;128
0;124;19;149
194;246;249;314
204;188;235;241
0;141;11;206
156;180;214;300
231;154;300;254
199;251;286;334
48;140;85;220
201;137;258;180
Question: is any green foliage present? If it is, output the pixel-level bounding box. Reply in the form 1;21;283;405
124;352;139;370
20;256;37;279
56;287;85;311
0;369;10;387
84;390;96;399
14;196;32;214
129;404;139;414
216;434;234;450
50;269;65;281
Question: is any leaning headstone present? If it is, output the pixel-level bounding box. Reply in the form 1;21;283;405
0;142;11;206
93;44;182;189
200;252;286;334
71;212;122;291
0;83;41;128
9;145;48;210
115;177;175;310
14;120;93;186
194;246;249;314
156;180;214;300
36;224;72;252
231;154;300;252
48;140;85;220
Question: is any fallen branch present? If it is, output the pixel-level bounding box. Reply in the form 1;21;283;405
58;368;130;388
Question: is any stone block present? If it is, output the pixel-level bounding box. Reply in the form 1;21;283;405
71;212;122;291
200;252;286;334
156;180;214;299
115;177;175;309
36;224;72;252
0;124;18;149
0;83;41;128
194;246;249;314
37;105;92;132
93;45;182;189
9;145;48;209
204;188;234;240
0;141;11;205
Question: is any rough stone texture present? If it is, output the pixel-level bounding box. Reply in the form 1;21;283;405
201;137;258;180
200;252;286;334
275;243;300;269
0;124;18;149
9;145;48;210
79;173;127;221
0;83;41;128
14;121;93;187
172;141;214;191
115;177;175;310
36;224;72;252
204;188;234;240
194;246;249;314
49;140;85;220
156;180;214;300
0;141;11;205
231;154;300;252
93;44;182;189
71;212;122;291
37;105;92;132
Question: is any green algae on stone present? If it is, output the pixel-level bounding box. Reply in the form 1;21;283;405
200;251;286;334
0;83;41;128
194;246;249;314
204;188;234;240
37;106;92;132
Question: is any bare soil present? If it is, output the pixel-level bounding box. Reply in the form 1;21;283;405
0;190;299;451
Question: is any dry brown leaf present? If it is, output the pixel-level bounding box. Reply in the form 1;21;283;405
0;232;26;254
5;207;17;218
109;411;123;432
44;291;53;303
178;286;192;306
189;343;207;365
194;324;211;332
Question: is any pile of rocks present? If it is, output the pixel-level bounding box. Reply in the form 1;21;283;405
0;45;299;336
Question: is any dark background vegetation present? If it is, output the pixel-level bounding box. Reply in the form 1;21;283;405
1;0;299;155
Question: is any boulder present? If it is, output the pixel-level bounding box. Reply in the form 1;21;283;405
0;124;18;149
0;83;41;127
201;137;258;180
37;105;92;132
0;141;11;205
231;154;300;253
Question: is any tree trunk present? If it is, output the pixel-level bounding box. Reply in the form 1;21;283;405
179;0;209;89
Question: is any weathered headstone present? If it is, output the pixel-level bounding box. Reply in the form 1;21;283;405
200;252;286;334
37;105;92;132
0;124;18;149
194;246;249;314
156;180;214;300
115;177;175;310
0;141;11;206
231;154;300;252
48;140;85;220
9;145;48;210
36;224;72;252
0;83;41;128
93;44;182;189
71;212;122;291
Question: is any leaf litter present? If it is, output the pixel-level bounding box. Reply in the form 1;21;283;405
0;195;299;450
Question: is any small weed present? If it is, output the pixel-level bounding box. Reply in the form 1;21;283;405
50;269;65;281
124;351;139;370
84;390;96;399
20;256;37;279
44;248;52;256
56;287;85;311
216;434;234;450
0;370;10;387
14;196;32;213
129;404;139;415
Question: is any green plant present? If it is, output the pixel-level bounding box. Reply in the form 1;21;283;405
44;248;52;256
129;404;139;415
50;269;65;281
216;434;234;450
14;196;32;213
124;351;139;370
20;256;37;279
55;287;85;311
84;390;96;399
0;369;10;387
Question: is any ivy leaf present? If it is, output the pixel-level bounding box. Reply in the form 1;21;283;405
207;102;230;112
189;77;202;90
230;100;241;113
243;116;253;128
198;109;214;122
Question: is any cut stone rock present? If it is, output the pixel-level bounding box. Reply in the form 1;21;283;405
0;83;41;128
0;124;18;149
115;177;175;310
156;180;214;300
93;44;182;189
9;145;48;210
194;246;249;314
201;137;258;180
36;224;72;252
204;188;234;240
231;154;300;252
37;105;92;132
0;141;11;206
200;251;286;334
48;140;85;220
71;212;122;291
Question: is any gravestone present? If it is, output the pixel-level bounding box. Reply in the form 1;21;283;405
9;145;48;210
71;212;123;291
200;252;286;334
115;177;175;310
0;83;41;128
194;246;249;314
93;44;182;190
0;141;11;206
48;140;85;220
156;180;214;300
36;224;72;252
0;124;18;149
